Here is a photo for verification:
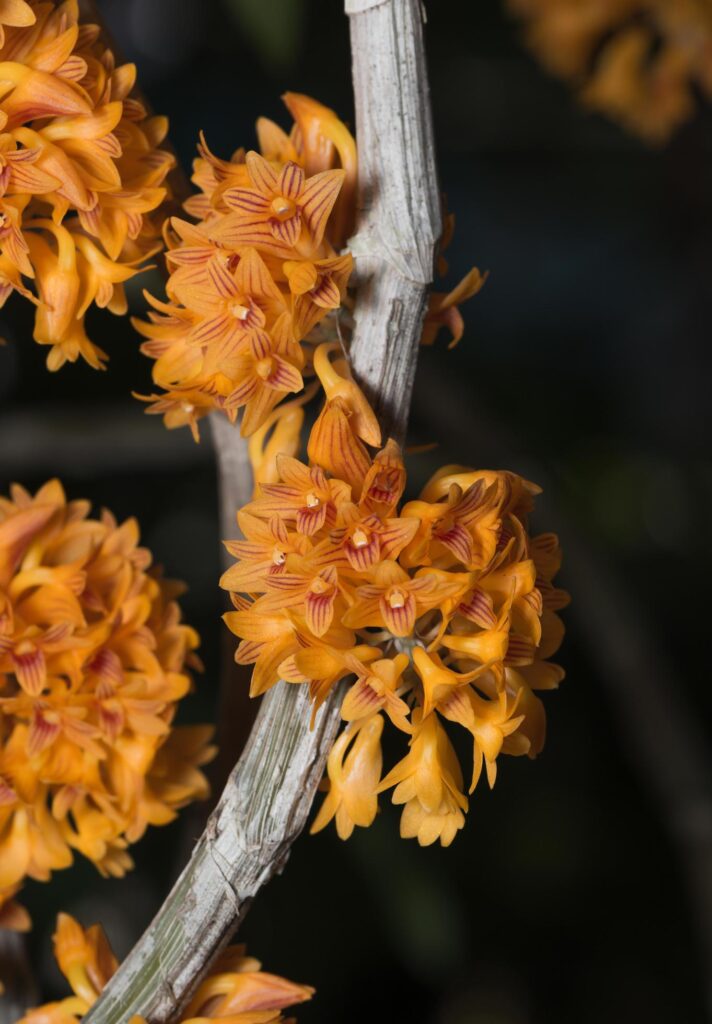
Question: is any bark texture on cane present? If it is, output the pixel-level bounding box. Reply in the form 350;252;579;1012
347;0;442;442
210;413;253;559
82;3;440;1021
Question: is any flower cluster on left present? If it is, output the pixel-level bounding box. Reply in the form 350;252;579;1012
0;480;214;930
0;0;174;369
18;913;313;1024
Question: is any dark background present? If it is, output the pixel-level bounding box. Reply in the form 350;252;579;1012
2;1;711;1021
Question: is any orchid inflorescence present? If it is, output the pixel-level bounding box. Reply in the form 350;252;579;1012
508;0;712;142
0;0;175;369
132;91;565;848
221;377;567;847
134;92;485;442
18;912;313;1024
0;480;213;930
134;92;357;442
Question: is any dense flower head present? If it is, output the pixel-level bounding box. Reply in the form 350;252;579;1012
221;373;568;847
0;0;175;369
508;0;712;142
18;912;314;1024
134;93;358;442
0;480;214;928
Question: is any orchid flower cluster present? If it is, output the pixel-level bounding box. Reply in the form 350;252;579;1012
0;480;214;931
134;92;358;442
18;913;313;1024
508;0;712;142
221;365;567;846
0;0;175;369
130;91;564;848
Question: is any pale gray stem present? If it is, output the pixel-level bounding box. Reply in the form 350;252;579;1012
209;413;253;560
82;3;440;1021
207;412;259;789
346;0;442;441
0;930;36;1024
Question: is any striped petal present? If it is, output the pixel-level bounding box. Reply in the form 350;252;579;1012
246;151;280;194
301;169;345;248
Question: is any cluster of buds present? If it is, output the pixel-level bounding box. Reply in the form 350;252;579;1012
134;93;358;442
221;347;567;847
19;913;314;1024
508;0;712;142
0;0;175;369
0;480;213;929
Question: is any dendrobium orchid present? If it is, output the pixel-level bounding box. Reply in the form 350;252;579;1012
135;94;358;440
0;480;213;927
0;0;175;369
222;398;568;846
127;91;565;851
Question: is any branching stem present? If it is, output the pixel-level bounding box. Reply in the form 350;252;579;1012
82;3;440;1021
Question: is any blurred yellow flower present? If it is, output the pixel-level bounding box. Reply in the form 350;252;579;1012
509;0;712;142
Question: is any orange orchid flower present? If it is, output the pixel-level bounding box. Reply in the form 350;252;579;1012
282;91;358;247
316;501;419;574
341;654;412;733
421;266;488;348
310;715;384;840
220;513;310;593
281;641;380;714
380;710;468;848
401;476;502;570
222;603;303;698
342;561;460;638
244;455;351;536
215;152;345;258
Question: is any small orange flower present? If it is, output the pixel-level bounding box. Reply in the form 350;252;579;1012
216;152;345;256
220;513;310;593
310;714;384;840
421;266;488;348
379;710;468;848
342;561;451;638
341;654;412;732
307;342;382;493
244;455;351;536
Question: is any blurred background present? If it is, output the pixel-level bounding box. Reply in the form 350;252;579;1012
2;0;712;1021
